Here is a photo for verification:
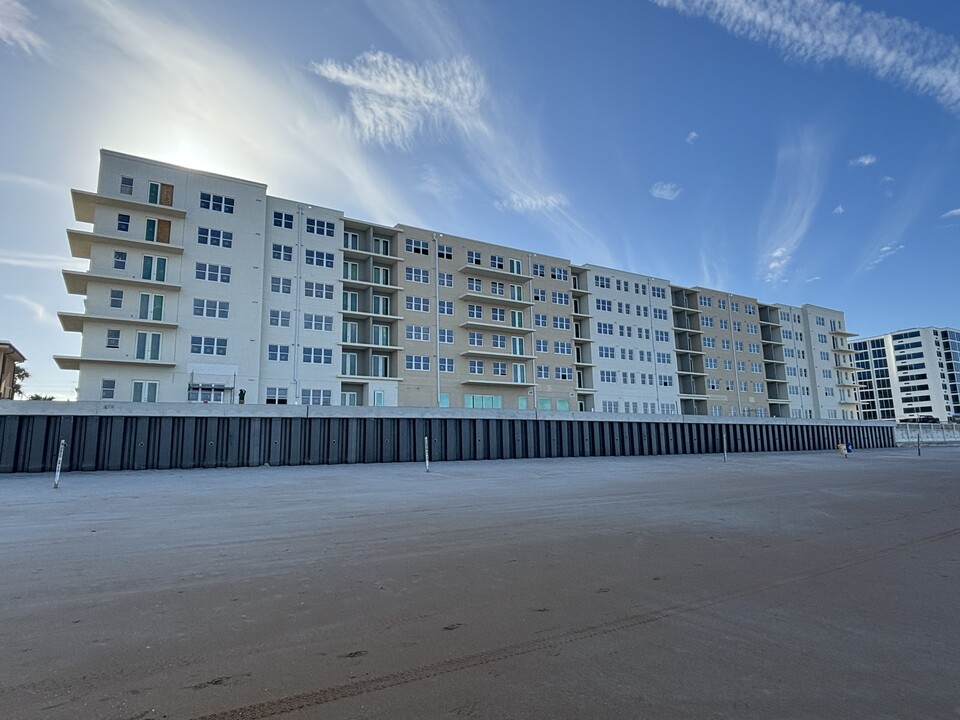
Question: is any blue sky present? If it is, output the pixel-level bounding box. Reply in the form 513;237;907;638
1;0;958;398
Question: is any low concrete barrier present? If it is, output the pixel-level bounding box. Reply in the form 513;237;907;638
895;423;960;447
0;402;896;474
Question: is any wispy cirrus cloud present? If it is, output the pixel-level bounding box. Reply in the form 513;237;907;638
941;208;960;218
495;192;567;213
650;181;682;200
805;276;822;283
686;131;699;144
756;127;826;284
0;0;44;54
881;176;895;183
650;0;960;116
849;154;877;167
832;204;845;215
0;250;85;270
3;294;59;327
309;51;486;150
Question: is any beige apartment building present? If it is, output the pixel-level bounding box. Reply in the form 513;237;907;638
55;150;860;418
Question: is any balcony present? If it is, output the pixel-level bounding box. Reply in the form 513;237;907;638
53;355;176;370
457;291;533;308
58;312;178;332
461;378;537;387
460;349;535;360
459;319;534;334
457;264;532;281
67;230;185;258
63;270;181;296
72;189;187;223
341;247;404;265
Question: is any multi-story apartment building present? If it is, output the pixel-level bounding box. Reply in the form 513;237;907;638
853;327;960;422
1;341;26;400
56;150;860;417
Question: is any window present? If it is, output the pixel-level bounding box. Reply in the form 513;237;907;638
406;238;430;255
554;341;572;355
703;337;716;348
113;213;131;233
467;278;483;293
343;232;359;249
373;266;393;285
537;365;549;379
138;293;164;321
148;182;174;206
598;346;614;359
467;250;481;265
816;316;826;326
491;308;505;322
655;330;670;342
198;227;233;247
438;329;454;343
533;288;546;302
132;380;158;403
534;313;547;327
653;308;668;320
306;218;335;236
301;388;333;405
113;251;127;270
751;362;762;373
597;322;614;335
553;316;571;330
490;255;504;269
303;347;333;364
699;295;712;307
493;361;507;376
513;363;527;384
651;286;666;299
552;291;570;305
509;258;522;274
555;367;573;380
658;375;674;387
196;262;229;283
550;266;568;281
134;332;161;360
305;249;334;267
271;276;292;294
190;336;227;356
744;304;756;315
818;333;828;344
406;296;430;312
341;353;358;375
438;272;453;287
268;344;289;361
119;176;133;195
144;218;171;243
269;309;291;327
372;324;390;346
200;192;234;213
273;212;294;229
193;299;229;319
705;358;718;369
533;263;545;277
730;301;739;312
535;339;548;352
406;267;430;284
600;370;617;383
747;323;758;334
266;387;288;405
305;282;334;299
469;331;484;347
493;334;506;348
596;299;612;312
656;352;672;365
343;261;359;280
469;359;484;375
595;275;611;289
406;324;431;341
106;329;120;349
272;244;293;261
438;300;453;315
438;243;453;259
99;378;117;399
719;319;729;329
490;281;505;296
405;355;430;370
142;256;167;282
468;304;482;319
109;289;123;308
702;316;714;328
439;358;455;372
754;382;765;393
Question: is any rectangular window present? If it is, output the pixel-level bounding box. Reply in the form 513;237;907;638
109;289;123;308
269;309;291;327
406;296;430;312
303;313;332;332
134;331;162;360
119;176;133;195
437;272;453;287
305;218;335;236
493;334;507;349
194;299;229;319
106;328;120;348
509;258;522;274
303;347;333;364
267;344;290;361
114;251;127;270
406;324;431;341
266;387;288;405
535;339;548;352
271;276;292;294
551;291;570;305
301;388;333;405
405;267;430;283
272;244;293;261
438;329;454;343
200;192;234;213
117;213;130;232
468;277;482;292
493;361;507;376
305;282;334;299
550;266;569;281
537;365;549;379
273;211;294;229
148;182;174;206
439;358;454;372
405;354;430;370
195;262;229;283
190;336;227;356
468;304;482;319
466;250;481;265
554;341;572;355
533;263;545;277
437;243;453;259
490;281;504;295
405;238;430;255
469;359;484;375
138;293;164;321
305;249;334;267
438;300;453;315
144;218;171;243
187;384;225;403
490;255;504;269
100;378;116;399
469;331;484;347
198;227;233;248
534;313;547;327
141;256;167;282
343;232;359;249
555;367;573;380
491;308;505;322
132;380;158;403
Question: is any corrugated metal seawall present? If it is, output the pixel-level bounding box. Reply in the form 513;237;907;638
0;409;895;474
